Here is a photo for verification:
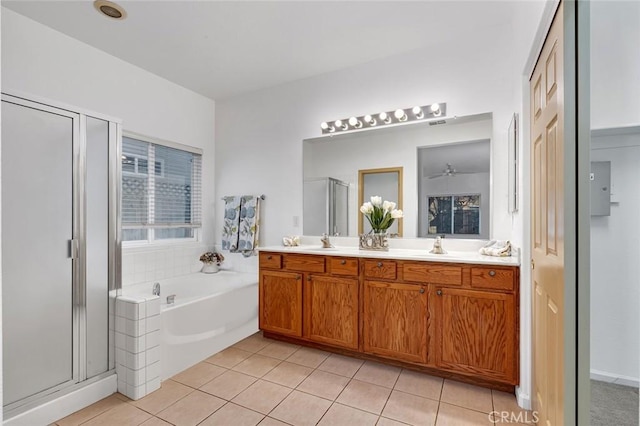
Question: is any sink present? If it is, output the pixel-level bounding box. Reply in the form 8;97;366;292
299;246;338;251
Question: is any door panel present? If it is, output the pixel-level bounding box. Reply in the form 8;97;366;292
86;116;110;378
259;271;303;337
303;275;358;349
363;280;427;363
2;101;75;406
531;2;565;424
435;287;516;382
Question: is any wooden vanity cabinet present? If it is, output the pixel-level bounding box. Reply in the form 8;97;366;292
260;252;359;349
259;251;519;389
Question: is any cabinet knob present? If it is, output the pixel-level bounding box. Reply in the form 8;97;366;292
296;275;301;281
307;276;312;281
436;290;443;296
489;270;496;277
341;260;346;265
420;288;425;294
267;255;272;260
377;262;383;268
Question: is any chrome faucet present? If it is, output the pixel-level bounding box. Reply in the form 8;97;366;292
152;282;161;296
429;236;447;254
321;233;334;248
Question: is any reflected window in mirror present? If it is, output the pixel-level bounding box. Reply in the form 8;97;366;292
428;194;480;236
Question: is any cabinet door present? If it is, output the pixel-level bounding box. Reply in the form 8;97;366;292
260;271;303;337
304;275;359;349
363;280;428;363
434;287;517;383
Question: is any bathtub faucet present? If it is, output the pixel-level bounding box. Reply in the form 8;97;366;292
152;282;161;296
167;294;176;305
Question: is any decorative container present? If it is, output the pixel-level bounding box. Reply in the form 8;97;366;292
201;262;220;274
359;232;389;251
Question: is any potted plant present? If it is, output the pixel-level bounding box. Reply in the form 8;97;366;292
199;251;224;274
359;196;403;251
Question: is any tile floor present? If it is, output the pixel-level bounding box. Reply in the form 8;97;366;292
53;333;532;426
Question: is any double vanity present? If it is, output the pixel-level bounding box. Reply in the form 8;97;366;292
258;244;520;392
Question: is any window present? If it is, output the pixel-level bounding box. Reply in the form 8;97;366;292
122;135;202;243
427;194;480;235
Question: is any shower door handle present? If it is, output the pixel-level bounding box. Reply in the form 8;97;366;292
69;239;79;259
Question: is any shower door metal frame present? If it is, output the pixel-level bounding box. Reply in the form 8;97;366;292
328;177;349;236
2;92;122;417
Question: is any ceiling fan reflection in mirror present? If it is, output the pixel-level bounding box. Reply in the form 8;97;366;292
427;163;479;179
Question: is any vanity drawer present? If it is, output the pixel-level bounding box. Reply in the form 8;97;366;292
330;257;359;276
260;253;282;269
403;263;462;285
285;254;326;273
470;267;515;291
364;260;397;280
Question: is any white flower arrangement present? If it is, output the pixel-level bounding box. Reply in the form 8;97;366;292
360;196;403;233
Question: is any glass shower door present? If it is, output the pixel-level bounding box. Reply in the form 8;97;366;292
2;99;77;407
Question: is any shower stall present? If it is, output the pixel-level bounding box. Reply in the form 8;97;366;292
1;93;121;419
303;177;349;236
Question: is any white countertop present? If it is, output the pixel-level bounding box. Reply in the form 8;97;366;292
259;245;520;267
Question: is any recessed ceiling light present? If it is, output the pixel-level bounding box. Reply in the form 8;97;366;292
94;0;127;20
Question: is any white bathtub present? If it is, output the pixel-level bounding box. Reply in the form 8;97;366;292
125;270;258;380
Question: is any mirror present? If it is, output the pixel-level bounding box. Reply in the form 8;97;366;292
358;167;403;236
303;112;492;238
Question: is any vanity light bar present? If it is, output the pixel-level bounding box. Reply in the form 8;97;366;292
320;102;446;135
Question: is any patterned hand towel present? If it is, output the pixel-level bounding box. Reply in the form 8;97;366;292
238;195;261;257
221;196;241;251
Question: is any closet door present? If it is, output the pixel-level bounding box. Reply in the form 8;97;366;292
2;98;78;406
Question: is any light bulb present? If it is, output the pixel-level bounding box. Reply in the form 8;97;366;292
394;109;407;122
348;116;362;129
379;112;391;124
412;106;424;119
321;122;334;132
430;103;441;116
364;114;377;126
335;119;348;130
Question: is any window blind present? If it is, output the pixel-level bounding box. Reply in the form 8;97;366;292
122;136;202;241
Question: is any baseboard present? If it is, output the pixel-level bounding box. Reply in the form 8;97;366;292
515;386;532;410
4;374;117;426
591;369;639;388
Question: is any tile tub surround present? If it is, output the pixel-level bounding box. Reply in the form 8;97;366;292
121;243;210;287
54;333;532;425
115;295;162;400
122;243;259;286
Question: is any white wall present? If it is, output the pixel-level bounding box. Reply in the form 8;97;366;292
589;0;640;387
216;24;518;247
590;132;640;386
591;0;640;130
2;9;217;286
